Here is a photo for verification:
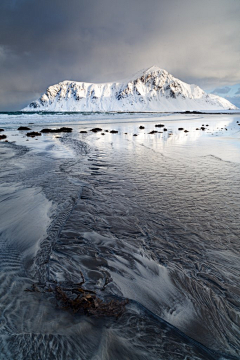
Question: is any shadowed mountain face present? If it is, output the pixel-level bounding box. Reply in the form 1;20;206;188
23;66;237;112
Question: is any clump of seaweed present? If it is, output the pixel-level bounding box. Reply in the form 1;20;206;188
25;273;128;318
54;286;128;318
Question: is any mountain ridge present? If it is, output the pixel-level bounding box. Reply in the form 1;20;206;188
22;66;237;112
209;83;240;109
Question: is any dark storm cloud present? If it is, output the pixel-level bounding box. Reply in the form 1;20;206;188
0;0;240;110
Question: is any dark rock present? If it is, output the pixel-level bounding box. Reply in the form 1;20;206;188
91;128;102;132
58;127;72;133
178;128;184;130
40;128;52;133
184;130;189;133
201;127;205;130
105;130;109;132
184;111;201;114
124;133;128;134
18;126;31;130
133;134;138;136
26;131;42;137
139;126;145;129
41;127;72;133
80;131;87;133
0;128;4;132
148;130;158;134
163;128;168;131
155;124;164;127
101;133;105;135
29;102;39;109
0;135;7;140
206;124;209;126
196;128;199;130
110;130;118;133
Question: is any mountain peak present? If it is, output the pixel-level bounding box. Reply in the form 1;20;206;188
143;65;164;74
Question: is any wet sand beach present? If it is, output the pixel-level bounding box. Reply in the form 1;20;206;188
0;112;240;359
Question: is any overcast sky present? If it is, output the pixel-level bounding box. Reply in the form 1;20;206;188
0;0;240;110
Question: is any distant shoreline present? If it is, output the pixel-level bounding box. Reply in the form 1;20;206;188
1;110;240;115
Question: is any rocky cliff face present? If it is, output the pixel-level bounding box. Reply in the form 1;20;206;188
23;66;237;112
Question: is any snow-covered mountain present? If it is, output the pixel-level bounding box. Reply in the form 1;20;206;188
208;84;240;109
22;66;237;112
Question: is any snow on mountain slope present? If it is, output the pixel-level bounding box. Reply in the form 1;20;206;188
22;66;237;112
209;84;240;109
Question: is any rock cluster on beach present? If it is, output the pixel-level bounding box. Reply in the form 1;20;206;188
1;116;238;145
40;127;72;133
